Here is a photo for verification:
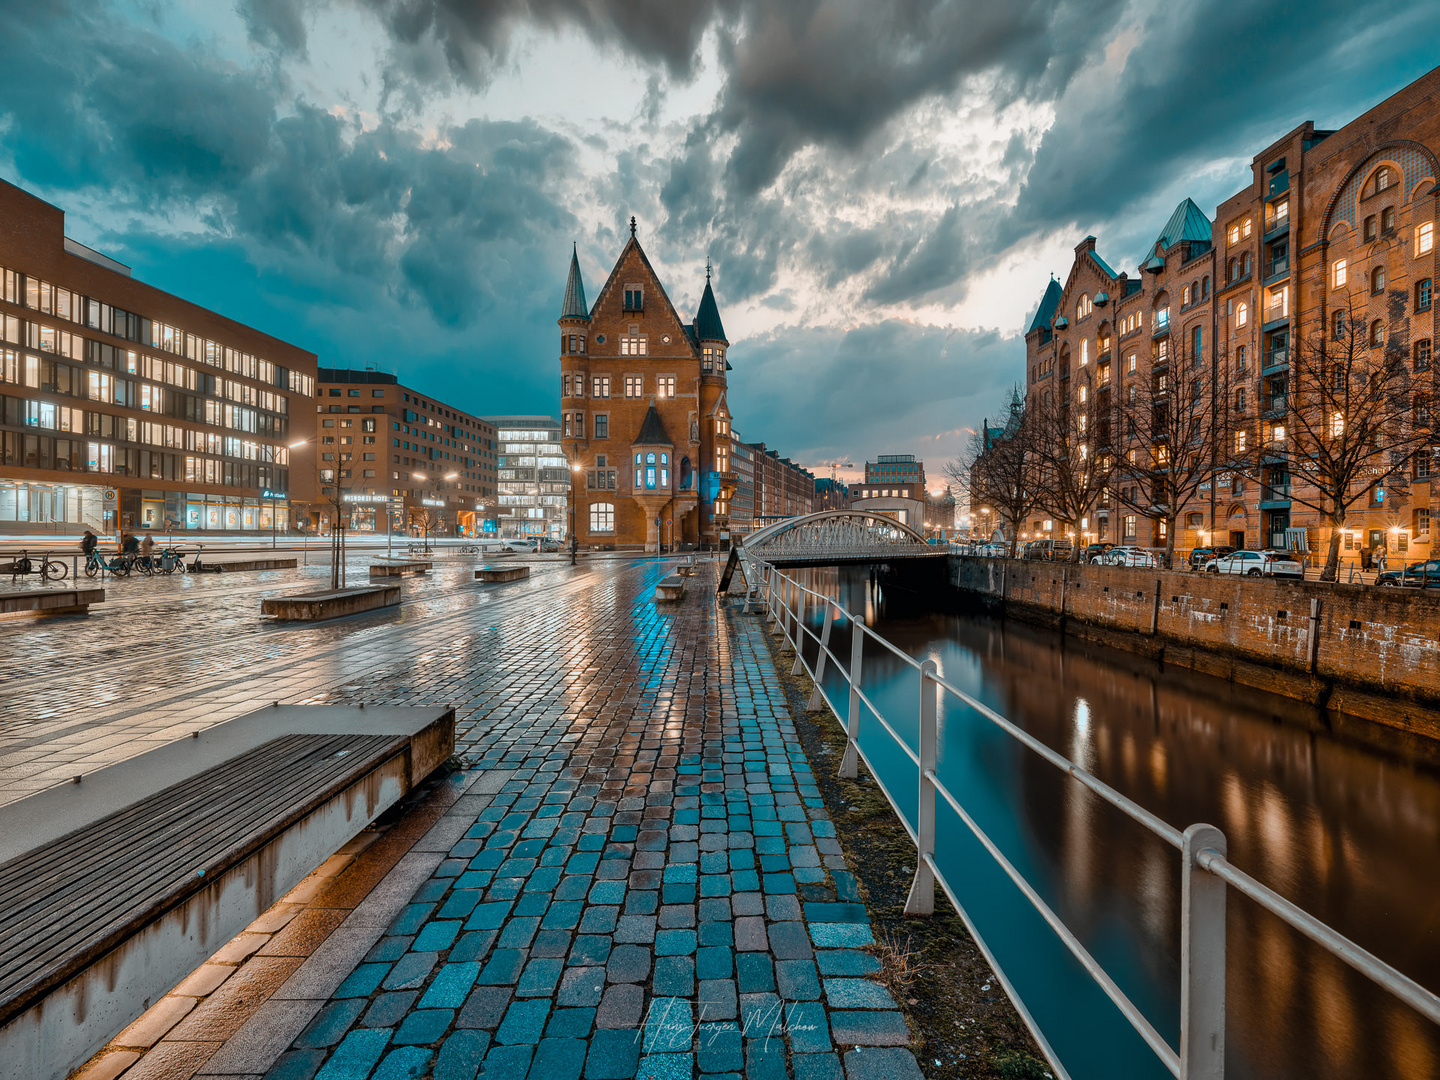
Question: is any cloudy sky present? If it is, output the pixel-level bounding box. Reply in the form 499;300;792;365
3;2;1438;483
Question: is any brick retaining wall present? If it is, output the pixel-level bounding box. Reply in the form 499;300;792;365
946;556;1440;738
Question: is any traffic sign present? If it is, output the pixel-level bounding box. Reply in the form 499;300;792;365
102;488;118;508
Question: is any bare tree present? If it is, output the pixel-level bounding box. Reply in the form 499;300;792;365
1262;296;1431;581
1114;330;1223;568
1029;386;1111;560
948;388;1042;557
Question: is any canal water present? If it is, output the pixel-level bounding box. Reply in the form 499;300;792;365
789;566;1440;1080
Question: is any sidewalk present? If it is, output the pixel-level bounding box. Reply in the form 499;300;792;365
74;563;924;1080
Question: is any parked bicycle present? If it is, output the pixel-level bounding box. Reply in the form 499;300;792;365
3;550;69;582
153;545;186;574
84;550;132;578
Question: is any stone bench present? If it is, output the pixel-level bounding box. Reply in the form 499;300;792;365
261;585;400;621
369;559;433;579
210;557;299;573
0;587;104;618
654;574;686;603
0;703;455;1080
676;558;697;577
474;565;530;583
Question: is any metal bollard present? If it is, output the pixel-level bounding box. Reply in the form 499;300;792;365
904;659;938;916
1180;824;1227;1080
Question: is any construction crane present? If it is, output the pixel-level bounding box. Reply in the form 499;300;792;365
802;461;854;482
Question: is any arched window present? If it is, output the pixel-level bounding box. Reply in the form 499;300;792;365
589;501;615;533
1236;302;1248;327
1077;294;1092;319
1182;285;1191;305
1372;265;1386;294
1201;276;1209;298
1227;258;1236;281
1235;387;1247;412
1081;339;1089;366
1371;320;1386;347
644;451;657;489
1333;310;1346;340
1241;252;1252;276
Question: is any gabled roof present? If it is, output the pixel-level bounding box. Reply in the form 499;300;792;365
1154;198;1212;252
632;404;672;446
560;244;588;320
591;231;700;358
694;277;728;344
1026;278;1063;334
1088;250;1119;279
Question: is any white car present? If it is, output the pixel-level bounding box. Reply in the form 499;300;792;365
1104;546;1159;568
1205;550;1303;579
502;538;538;553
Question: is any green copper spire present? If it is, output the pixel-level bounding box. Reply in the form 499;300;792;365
560;243;588;320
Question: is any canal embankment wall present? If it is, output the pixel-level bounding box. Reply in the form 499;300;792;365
944;556;1440;739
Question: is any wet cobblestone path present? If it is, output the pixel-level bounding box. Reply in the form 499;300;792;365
6;556;924;1079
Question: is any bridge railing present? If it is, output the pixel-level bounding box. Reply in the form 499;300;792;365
732;552;1440;1080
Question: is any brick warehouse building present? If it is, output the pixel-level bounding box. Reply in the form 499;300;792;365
1018;67;1440;561
558;223;736;551
0;179;316;537
314;368;497;537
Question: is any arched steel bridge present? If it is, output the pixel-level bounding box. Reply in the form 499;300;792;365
718;509;945;591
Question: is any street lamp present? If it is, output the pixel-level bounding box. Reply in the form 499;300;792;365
272;438;310;549
412;471;458;554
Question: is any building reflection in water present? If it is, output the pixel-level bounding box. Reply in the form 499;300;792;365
787;566;1440;1080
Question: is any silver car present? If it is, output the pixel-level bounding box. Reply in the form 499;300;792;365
1205;550;1303;579
1104;546;1159;568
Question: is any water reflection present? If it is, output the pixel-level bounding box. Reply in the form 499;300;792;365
790;566;1440;1080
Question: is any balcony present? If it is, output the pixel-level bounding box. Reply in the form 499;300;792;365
1260;485;1291;509
1263;214;1290;241
1263;258;1290;284
1262;349;1289;373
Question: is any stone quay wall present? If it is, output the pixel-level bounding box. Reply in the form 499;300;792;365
945;556;1440;738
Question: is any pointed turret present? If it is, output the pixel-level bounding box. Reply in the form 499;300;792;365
560;244;589;321
632;403;673;447
694;273;728;345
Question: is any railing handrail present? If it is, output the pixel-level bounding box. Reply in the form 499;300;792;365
736;550;1440;1080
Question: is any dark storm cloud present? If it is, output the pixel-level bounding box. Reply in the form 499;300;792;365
731;319;1016;464
1013;1;1440;242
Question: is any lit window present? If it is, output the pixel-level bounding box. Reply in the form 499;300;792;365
1330;411;1344;437
1333;259;1347;288
589;501;615;532
1242;218;1252;239
657;375;676;398
625;375;643;398
592;375;610;398
1418;222;1434;256
1235;430;1247;454
1235;302;1248;327
1228;224;1240;245
1077;294;1092;319
1081;340;1089;366
620;336;648;356
1078;386;1088;403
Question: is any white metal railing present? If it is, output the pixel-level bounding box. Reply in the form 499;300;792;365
731;551;1440;1080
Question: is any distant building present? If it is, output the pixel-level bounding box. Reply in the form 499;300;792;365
851;454;926;529
486;415;567;538
814;476;850;512
925;486;957;538
316;367;497;537
556;224;736;552
746;439;816;527
731;438;756;535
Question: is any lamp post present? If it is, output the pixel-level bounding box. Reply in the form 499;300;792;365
569;446;583;566
272;438;310;549
412;471;458;554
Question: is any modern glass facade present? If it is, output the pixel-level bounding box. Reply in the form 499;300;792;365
487;415;568;537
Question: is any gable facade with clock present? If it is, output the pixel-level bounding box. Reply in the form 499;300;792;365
557;223;737;551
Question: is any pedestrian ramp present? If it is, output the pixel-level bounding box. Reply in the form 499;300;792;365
0;704;455;1080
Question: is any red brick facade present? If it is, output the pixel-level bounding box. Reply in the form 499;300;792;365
559;230;735;551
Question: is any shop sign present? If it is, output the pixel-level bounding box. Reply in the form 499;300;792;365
343;494;388;503
261;488;287;500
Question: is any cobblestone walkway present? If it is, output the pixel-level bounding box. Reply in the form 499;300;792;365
257;568;923;1080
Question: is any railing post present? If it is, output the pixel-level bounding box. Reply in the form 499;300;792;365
904;659;938;915
790;583;806;674
1180;823;1227;1080
841;618;862;779
807;603;834;710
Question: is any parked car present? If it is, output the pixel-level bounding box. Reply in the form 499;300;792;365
1022;539;1073;562
1187;545;1236;570
979;542;1010;558
538;537;563;553
1205;550;1304;578
1082;542;1114;564
1104;546;1159;568
502;538;538;553
1376;559;1440;587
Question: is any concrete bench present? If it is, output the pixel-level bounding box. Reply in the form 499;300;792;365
0;704;455;1080
0;587;104;618
369;559;433;579
474;565;530;583
654;574;686;603
260;584;400;621
676;558;697;577
210;558;299;573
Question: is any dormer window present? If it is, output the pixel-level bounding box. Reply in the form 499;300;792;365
624;286;644;312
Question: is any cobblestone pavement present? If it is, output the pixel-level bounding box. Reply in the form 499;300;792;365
252;565;922;1080
35;556;924;1080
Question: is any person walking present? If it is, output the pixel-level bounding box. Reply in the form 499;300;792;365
1376;542;1388;573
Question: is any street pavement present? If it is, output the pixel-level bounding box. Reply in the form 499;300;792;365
3;556;926;1080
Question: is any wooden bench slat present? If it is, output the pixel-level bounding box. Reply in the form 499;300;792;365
0;733;403;1022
